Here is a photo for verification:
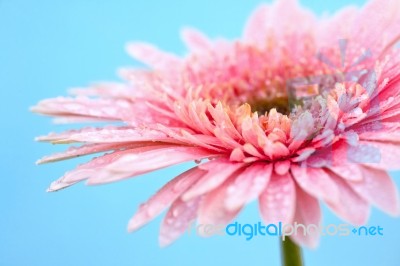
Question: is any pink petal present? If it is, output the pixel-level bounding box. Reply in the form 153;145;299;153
241;116;262;148
31;97;133;122
128;167;206;232
182;159;245;201
326;171;370;225
348;166;400;216
358;129;400;142
68;83;132;99
274;160;291;175
352;0;400;55
126;42;181;69
290;185;321;249
208;102;242;140
289;111;315;151
317;6;358;48
355;141;400;170
180;27;212;53
270;0;316;44
229;148;245;162
36;142;146;164
327;162;363;181
197;176;241;227
159;197;201;247
243;143;264;158
291;164;339;204
47;145;170;191
259;172;296;224
87;146;216;185
225;163;273;211
242;5;269;45
36;126;173;144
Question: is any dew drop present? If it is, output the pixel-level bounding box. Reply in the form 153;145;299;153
227;185;237;194
172;208;180;217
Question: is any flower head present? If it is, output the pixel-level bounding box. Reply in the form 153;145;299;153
33;0;400;248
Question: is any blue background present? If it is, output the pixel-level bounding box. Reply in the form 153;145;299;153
1;0;400;265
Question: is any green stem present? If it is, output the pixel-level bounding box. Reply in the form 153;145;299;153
280;237;303;266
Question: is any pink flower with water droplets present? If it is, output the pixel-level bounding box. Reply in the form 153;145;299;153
33;0;400;248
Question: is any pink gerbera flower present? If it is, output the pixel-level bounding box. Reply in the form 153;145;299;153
33;0;400;249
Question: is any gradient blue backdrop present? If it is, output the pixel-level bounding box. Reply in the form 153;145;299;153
2;0;400;265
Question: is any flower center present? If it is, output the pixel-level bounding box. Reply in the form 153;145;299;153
249;96;291;115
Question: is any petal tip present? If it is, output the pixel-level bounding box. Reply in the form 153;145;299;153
127;217;143;233
158;235;172;248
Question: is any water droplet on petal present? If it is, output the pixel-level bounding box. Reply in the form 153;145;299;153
172;208;180;217
227;185;237;194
